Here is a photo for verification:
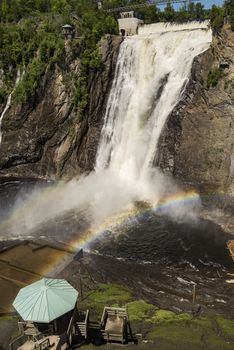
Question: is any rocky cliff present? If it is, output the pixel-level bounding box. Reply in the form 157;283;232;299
1;25;234;192
0;35;122;180
157;25;234;192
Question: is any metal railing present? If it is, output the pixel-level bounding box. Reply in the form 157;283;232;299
104;0;199;13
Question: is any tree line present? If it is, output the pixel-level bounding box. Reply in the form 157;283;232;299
0;0;233;110
1;1;234;31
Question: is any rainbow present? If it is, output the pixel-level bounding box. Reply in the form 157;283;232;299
0;187;201;275
68;190;201;251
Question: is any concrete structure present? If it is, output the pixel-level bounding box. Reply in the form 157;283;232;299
118;11;144;36
97;1;102;10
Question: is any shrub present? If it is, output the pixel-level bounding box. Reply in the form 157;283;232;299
207;68;222;88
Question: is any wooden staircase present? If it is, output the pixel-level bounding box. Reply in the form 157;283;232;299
76;310;89;339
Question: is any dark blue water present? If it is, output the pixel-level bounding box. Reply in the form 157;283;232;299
90;211;233;268
0;179;233;269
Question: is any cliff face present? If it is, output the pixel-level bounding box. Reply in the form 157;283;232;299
1;26;234;192
157;25;234;192
0;35;122;180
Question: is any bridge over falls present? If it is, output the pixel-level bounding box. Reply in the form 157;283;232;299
102;0;200;13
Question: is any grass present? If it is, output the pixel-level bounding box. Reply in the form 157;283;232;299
79;283;133;321
149;316;234;349
216;316;234;339
1;283;234;349
127;300;158;322
79;283;234;349
207;68;222;88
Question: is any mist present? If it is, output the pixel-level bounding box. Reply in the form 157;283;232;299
0;22;211;242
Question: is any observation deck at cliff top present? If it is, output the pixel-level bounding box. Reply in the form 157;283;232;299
103;0;200;13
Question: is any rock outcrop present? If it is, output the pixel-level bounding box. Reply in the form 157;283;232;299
0;35;122;180
1;25;234;192
157;25;234;192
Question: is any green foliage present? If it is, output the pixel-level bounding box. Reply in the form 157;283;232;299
164;3;175;22
216;316;234;339
77;283;234;349
13;59;44;102
8;18;65;102
79;283;132;321
225;0;234;30
73;9;118;117
207;68;222;88
152;310;191;324
127;300;158;322
84;283;132;305
0;0;231;111
209;5;224;32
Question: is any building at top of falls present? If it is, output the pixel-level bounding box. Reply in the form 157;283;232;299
118;11;144;36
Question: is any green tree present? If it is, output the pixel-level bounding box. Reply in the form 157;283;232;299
195;3;205;20
1;0;8;20
225;0;234;30
209;5;224;32
163;3;175;22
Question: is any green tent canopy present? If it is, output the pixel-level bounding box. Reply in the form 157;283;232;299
13;278;78;323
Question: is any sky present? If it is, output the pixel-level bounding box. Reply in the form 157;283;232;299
158;0;225;10
198;0;224;8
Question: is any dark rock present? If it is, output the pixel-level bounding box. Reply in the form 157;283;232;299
0;35;122;180
156;25;234;192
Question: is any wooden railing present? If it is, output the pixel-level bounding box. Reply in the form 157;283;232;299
76;310;89;339
100;307;128;344
67;312;75;346
57;333;68;350
9;334;28;350
33;338;50;350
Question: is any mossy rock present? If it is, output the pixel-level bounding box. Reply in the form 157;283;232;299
152;309;191;324
216;316;234;340
150;316;234;349
79;283;133;321
127;300;158;322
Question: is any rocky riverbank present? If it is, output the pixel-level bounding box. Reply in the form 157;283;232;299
0;241;234;350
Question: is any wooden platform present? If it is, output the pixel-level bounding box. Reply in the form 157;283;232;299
0;240;72;313
100;307;128;344
10;335;60;350
227;240;234;261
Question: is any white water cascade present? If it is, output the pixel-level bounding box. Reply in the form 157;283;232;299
1;22;212;239
0;69;21;144
96;22;212;199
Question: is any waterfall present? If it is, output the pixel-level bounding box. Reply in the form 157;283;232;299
96;22;212;196
0;23;212;239
0;69;21;144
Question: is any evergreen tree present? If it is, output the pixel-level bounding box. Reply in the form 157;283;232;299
209;5;224;32
164;3;175;22
1;0;8;20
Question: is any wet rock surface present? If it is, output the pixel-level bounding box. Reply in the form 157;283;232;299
59;251;234;319
157;25;234;192
0;36;122;180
